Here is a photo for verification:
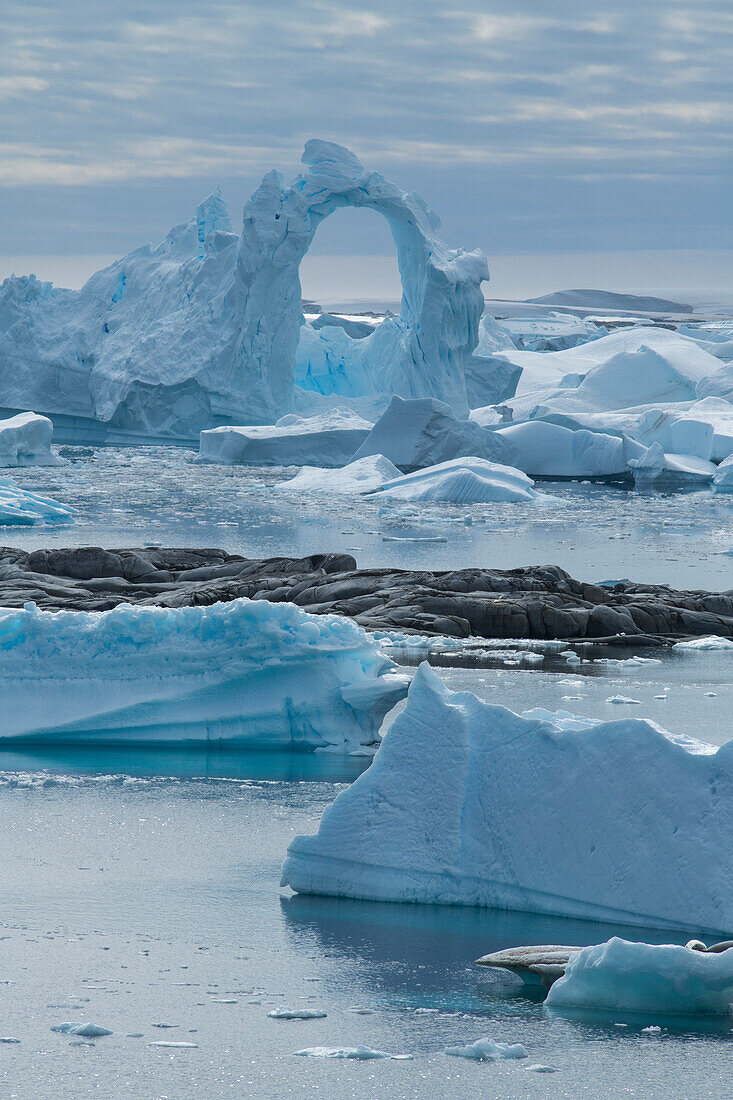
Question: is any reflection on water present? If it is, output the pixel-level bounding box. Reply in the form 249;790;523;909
281;894;732;1034
0;744;370;783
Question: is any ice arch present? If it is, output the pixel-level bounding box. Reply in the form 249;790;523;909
234;140;489;418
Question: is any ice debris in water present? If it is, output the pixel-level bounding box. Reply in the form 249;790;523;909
675;635;733;650
606;695;641;704
268;1007;327;1019
149;1041;199;1048
546;938;733;1016
0;481;72;527
293;1045;412;1060
51;1022;112;1037
444;1038;528;1062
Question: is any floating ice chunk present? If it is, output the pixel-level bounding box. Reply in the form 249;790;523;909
444;1038;528;1062
293;1045;412;1059
605;696;641;705
371;457;538;504
51;1022;112;1037
546;938;733;1016
196;410;373;468
0;481;73;527
268;1007;327;1019
713;453;733;493
628;443;716;488
277;454;401;494
494;420;637;479
0;412;61;467
675;635;733;650
282;663;733;932
354;396;511;472
0;598;407;751
0;1037;20;1044
149;1041;198;1048
525;1063;558;1072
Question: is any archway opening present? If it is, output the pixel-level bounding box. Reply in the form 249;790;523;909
298;206;402;317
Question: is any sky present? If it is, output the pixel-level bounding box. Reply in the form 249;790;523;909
2;0;733;298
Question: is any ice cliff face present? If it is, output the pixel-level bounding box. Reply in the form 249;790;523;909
283;663;733;935
0;142;487;440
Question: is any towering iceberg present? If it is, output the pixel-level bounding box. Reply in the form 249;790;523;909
0;141;488;440
283;664;733;935
0;599;407;750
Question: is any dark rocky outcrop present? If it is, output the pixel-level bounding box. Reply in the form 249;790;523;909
1;545;732;643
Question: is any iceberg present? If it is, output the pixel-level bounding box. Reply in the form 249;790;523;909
444;1039;528;1062
493;420;642;479
370;457;538;503
0;481;72;526
196;409;372;467
545;938;733;1016
628;443;716;488
498;311;604;352
277;454;401;494
0;412;61;467
0;599;407;750
282;664;733;934
353;396;511;472
713;454;733;493
0;141;487;439
502;328;724;410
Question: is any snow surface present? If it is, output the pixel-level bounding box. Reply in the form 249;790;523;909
353;395;510;471
195;409;372;467
494;420;642;478
0;141;487;437
276;454;401;494
0;481;73;526
0;599;407;750
370;457;538;503
282;664;733;933
546;938;733;1016
0;412;61;467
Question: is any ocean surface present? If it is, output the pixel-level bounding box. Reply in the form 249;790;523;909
0;445;731;1097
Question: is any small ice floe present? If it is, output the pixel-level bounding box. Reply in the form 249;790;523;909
210;998;238;1004
605;695;641;705
675;635;733;650
268;1007;327;1019
526;1064;558;1073
546;938;733;1015
444;1038;528;1062
293;1045;412;1059
0;1037;20;1044
51;1022;112;1037
349;1007;374;1015
704;692;718;697
642;1026;662;1034
149;1041;198;1048
381;535;448;544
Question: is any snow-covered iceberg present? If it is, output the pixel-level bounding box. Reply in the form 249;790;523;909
546;938;733;1016
371;458;538;503
494;420;642;479
196;410;372;467
353;396;511;472
0;141;487;439
713;454;733;493
0;412;61;467
628;443;716;489
0;482;72;526
0;599;407;750
277;454;401;494
282;664;733;934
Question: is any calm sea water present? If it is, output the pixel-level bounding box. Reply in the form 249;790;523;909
0;446;730;1097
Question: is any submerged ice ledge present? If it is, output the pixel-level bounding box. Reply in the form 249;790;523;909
0;598;407;751
282;664;733;935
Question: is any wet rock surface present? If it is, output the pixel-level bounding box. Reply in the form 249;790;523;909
2;545;733;642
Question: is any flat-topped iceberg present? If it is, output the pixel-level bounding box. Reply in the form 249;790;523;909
0;482;72;526
0;599;407;750
0;412;61;467
282;664;733;934
546;938;733;1016
628;443;716;488
196;410;372;467
494;420;642;479
370;457;538;503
